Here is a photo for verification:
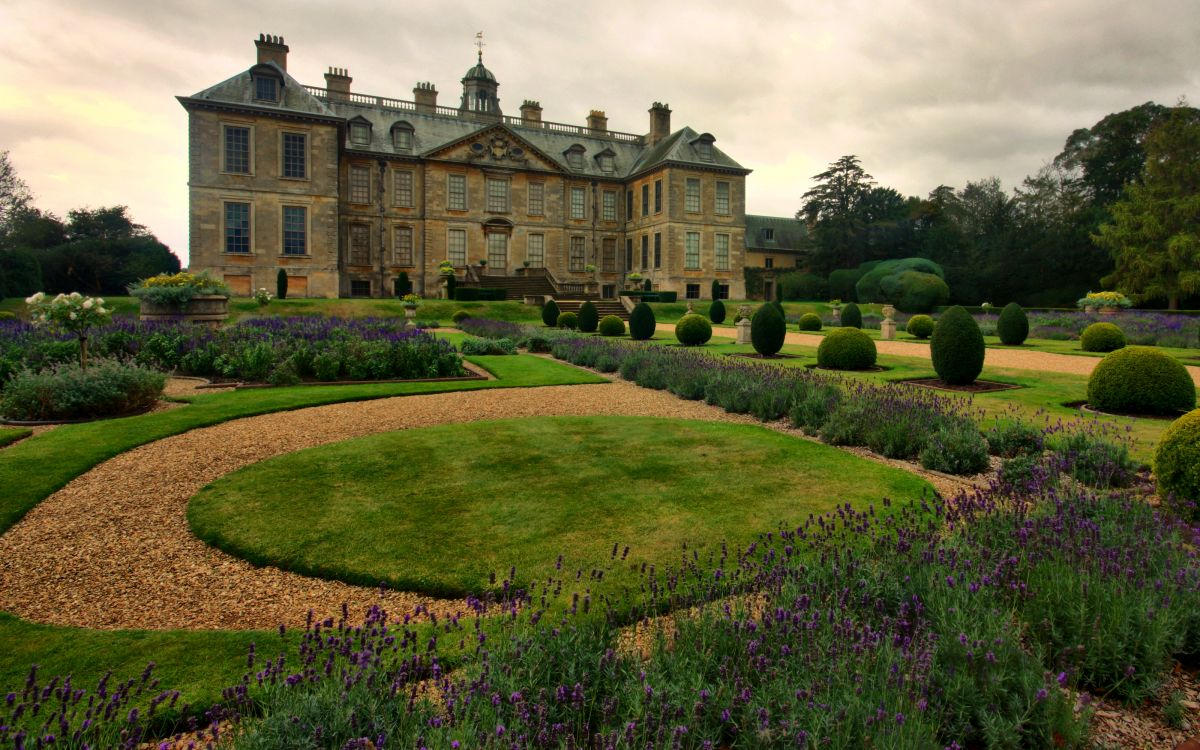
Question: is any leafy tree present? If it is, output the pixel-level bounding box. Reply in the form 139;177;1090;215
1054;102;1173;207
799;155;875;271
0;151;32;231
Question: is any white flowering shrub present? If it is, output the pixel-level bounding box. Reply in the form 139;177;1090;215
25;292;112;369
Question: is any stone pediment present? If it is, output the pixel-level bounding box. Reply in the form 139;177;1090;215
424;125;566;173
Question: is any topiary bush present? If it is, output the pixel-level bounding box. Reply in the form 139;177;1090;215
556;311;578;330
997;302;1029;345
1086;347;1196;416
1155;409;1200;519
451;309;471;324
797;313;822;331
629;302;655;341
598;315;626;337
751;303;786;356
709;298;726;324
906;314;934;339
542;299;560;328
839;302;862;329
577;301;599;333
817;328;877;370
879;271;950;313
674;314;713;346
1080;322;1126;352
930;305;985;385
277;269;288;300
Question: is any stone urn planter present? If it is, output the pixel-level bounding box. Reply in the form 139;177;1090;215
1097;306;1120;316
139;294;229;326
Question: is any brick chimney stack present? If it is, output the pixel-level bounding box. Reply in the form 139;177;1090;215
587;109;608;132
648;102;672;145
520;100;543;125
254;34;289;70
413;82;438;113
324;68;352;101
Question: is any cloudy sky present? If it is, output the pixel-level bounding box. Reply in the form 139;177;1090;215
1;0;1196;265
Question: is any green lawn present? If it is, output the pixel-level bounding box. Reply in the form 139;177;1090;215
188;416;932;597
0;427;31;448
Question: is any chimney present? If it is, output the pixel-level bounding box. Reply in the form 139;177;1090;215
648;102;672;145
324;67;352;101
520;99;543;125
254;34;289;71
587;109;608;132
413;82;438;114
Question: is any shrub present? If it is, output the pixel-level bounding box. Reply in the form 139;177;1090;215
750;302;785;356
445;274;457;300
709;298;726;324
710;279;721;300
778;271;827;301
1080;322;1126;352
674;314;713;346
1049;430;1135;488
629;302;655;340
906;314;934;339
524;334;553;353
276;269;288;300
459;337;517;356
556;311;578;330
997;302;1029;345
395;271;410;297
817;328;877;370
828;266;870;302
129;271;230;306
1087;346;1196;416
985;420;1044;458
920;419;990;475
0;359;165;421
930;305;985;385
1155;409;1200;518
839;302;862;328
451;309;471;324
598;315;625;337
542;299;560;327
879;271;950;313
577;301;599;333
797;312;822;331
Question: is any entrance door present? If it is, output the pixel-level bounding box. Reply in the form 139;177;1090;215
486;233;508;274
763;280;774;301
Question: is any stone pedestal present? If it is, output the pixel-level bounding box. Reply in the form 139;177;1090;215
881;319;896;340
736;318;753;345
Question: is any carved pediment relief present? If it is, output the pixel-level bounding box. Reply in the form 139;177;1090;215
429;127;564;173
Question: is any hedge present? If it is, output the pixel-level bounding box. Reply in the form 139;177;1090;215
454;288;507;302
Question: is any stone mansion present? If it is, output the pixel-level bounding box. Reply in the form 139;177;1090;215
179;34;806;300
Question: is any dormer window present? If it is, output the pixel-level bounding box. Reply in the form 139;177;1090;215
565;145;585;171
254;76;278;102
692;133;716;162
391;122;414;152
597;150;615;173
762;228;775;241
349;118;372;146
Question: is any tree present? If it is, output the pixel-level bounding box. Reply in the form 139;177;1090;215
1054;102;1173;207
1095;105;1200;310
799;155;875;271
0;151;32;231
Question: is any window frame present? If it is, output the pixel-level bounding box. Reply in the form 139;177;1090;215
221;123;252;175
625;238;634;271
654;179;662;213
566;146;585;171
653;232;661;269
281;204;308;256
253;75;279;103
447;173;468;211
569;186;587;220
486;177;510;213
764;257;774;269
486;232;508;269
280;131;308;180
393;225;414;266
568;235;587;272
715;181;731;216
527;233;545;268
349;165;372;205
715;233;730;271
626;190;633;222
528;182;545;216
447;227;467;265
641;184;649;216
349;223;372;266
392;124;414;152
686;283;700;300
222;201;252;254
393;169;415;208
685;231;701;270
602;237;617;272
602;190;617;221
640;235;649;268
349;279;372;297
685;178;701;213
349;121;372;146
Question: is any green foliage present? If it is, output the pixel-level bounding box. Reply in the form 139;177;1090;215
459;337;517;356
906;314;934;339
577;301;599;333
541;299;560;327
997;302;1029;345
1087;346;1196;415
985;420;1044;458
750;302;785;356
556;311;578;330
129;271;229;307
673;314;713;346
0;359;165;421
629;302;655;340
777;271;827;300
920;419;990;474
708;298;726;324
817;327;877;370
828;268;865;301
1048;430;1136;488
1155;409;1200;519
451;309;471;324
276;269;288;300
0;247;42;300
797;312;822;331
710;279;720;300
445;274;457;300
856;258;948;312
597;315;625;337
839;302;862;328
643;278;652;292
395;271;410;298
930;305;985;385
1080;321;1126;352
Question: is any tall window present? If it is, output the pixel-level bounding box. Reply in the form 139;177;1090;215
349;166;371;204
685;231;700;270
224;202;250;253
349;224;371;265
254;76;278;102
486;178;509;212
569;187;586;219
625;239;633;270
487;233;508;270
282;133;307;179
393;170;414;207
448;174;467;210
569;236;586;272
715;233;730;271
282;206;306;255
602;190;617;221
447;228;467;265
715;182;731;215
641;184;649;216
626;190;633;221
654;233;662;268
528;182;544;216
527;233;545;267
640;235;649;268
685;178;701;213
394;226;413;265
602;238;616;272
224;126;250;174
654;180;662;213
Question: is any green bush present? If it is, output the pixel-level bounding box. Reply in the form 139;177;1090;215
1155;409;1200;518
997;302;1029;345
0;359;166;422
1086;346;1196;416
817;328;877;370
710;279;721;300
828;267;866;302
542;299;560;327
451;309;471;324
598;315;626;337
629;302;655;340
751;302;786;356
839;302;862;329
778;271;827;301
556;311;578;330
930;305;985;385
855;258;947;311
522;334;553;353
985;420;1044;458
797;312;822;331
920;419;990;475
1080;322;1126;352
395;271;410;297
709;298;726;324
577;301;599;333
0;311;15;321
906;314;934;339
674;314;713;346
459;337;517;356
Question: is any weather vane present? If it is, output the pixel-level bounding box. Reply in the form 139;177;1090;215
475;31;485;61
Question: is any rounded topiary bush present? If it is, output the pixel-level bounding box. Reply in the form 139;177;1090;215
1155;409;1200;517
451;309;471;324
1086;346;1196;416
674;314;713;346
629;302;655;341
709;298;726;325
1080;322;1126;353
598;315;626;337
751;303;786;356
839;302;862;329
576;301;599;333
996;302;1028;345
542;299;560;327
930;305;985;385
817;328;877;370
906;314;934;339
798;313;822;332
556;311;578;330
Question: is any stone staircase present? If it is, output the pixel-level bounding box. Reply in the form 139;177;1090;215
555;297;629;322
469;273;556;299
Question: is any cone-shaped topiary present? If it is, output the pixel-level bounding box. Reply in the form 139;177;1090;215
772;299;786;319
598;315;626;336
798;313;822;331
675;314;713;346
711;279;721;300
906;314;934;339
818;328;877;370
557;311;578;329
396;271;410;297
709;298;726;324
629;302;656;340
1087;347;1195;416
1155;409;1200;519
542;299;560;327
996;302;1028;345
1080;322;1126;352
840;302;862;328
751;302;786;356
577;301;599;333
930;305;985;385
277;269;288;300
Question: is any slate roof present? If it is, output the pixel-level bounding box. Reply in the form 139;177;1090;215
180;61;339;121
745;215;809;253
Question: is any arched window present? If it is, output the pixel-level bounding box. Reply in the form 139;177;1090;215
391;121;414;152
348;116;372;146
